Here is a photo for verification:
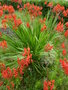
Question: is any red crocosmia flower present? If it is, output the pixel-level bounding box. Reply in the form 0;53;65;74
6;85;10;90
61;17;63;22
3;5;8;11
40;18;46;24
12;14;17;19
41;24;46;32
60;59;68;75
2;19;7;24
0;10;3;17
43;80;48;90
26;22;30;28
61;42;65;48
19;66;24;75
52;4;64;14
45;44;53;52
11;82;14;88
17;5;20;9
8;5;15;13
13;68;18;78
43;80;55;90
1;70;8;79
44;1;47;5
63;10;67;17
62;49;67;56
0;40;7;48
64;30;68;38
23;3;42;17
4;15;8;19
47;2;53;8
0;81;3;86
13;18;22;29
7;67;13;78
56;22;64;32
65;22;68;28
1;67;12;79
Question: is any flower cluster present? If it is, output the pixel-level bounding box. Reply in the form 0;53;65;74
52;4;65;14
60;58;68;75
43;80;55;90
24;3;42;17
0;48;32;89
56;22;64;32
41;24;47;32
0;4;22;29
61;42;67;56
44;44;53;52
0;40;7;48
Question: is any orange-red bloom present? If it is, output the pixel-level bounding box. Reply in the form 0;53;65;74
61;42;65;48
65;22;68;28
44;80;55;90
47;2;53;8
0;10;3;17
0;81;3;86
0;40;7;48
26;22;30;28
8;5;15;13
41;24;46;32
56;22;64;32
62;49;67;56
45;44;53;52
63;10;67;17
64;30;68;38
60;59;68;75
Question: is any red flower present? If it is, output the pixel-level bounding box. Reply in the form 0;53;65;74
64;30;68;38
3;5;8;11
63;10;67;17
6;85;10;90
1;70;8;79
44;1;47;5
7;67;13;78
11;82;14;88
26;22;30;28
17;5;20;9
56;22;64;32
41;24;46;32
8;5;15;13
0;81;3;86
13;68;18;78
0;40;7;48
45;44;53;52
47;2;53;8
43;80;55;90
60;59;68;75
44;80;48;90
65;22;68;28
61;42;65;48
0;10;3;17
62;49;67;56
52;4;64;14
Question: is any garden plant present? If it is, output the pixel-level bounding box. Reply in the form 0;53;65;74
0;0;68;90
